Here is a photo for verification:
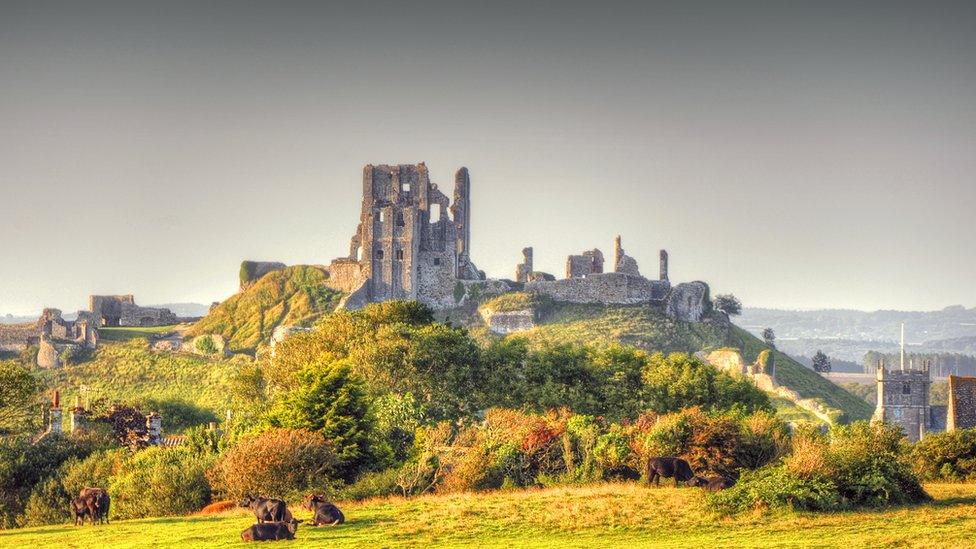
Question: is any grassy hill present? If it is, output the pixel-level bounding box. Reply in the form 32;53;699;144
3;482;974;547
475;296;874;423
36;339;242;430
187;265;343;352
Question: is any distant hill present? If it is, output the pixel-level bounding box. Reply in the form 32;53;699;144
472;296;873;423
187;265;343;351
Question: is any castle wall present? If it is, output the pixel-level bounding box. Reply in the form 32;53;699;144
525;272;668;305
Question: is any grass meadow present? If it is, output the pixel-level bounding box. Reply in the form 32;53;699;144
3;482;974;548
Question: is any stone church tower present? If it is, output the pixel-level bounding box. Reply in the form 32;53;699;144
873;359;932;442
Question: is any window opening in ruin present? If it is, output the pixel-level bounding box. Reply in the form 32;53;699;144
903;382;911;395
379;211;385;223
396;249;404;260
376;250;384;259
396;213;405;226
430;203;441;222
433;258;441;266
356;246;363;261
402;182;410;192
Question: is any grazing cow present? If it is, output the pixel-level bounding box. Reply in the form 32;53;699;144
645;457;696;487
78;487;110;524
239;495;288;523
302;494;345;526
241;519;301;542
71;497;91;526
689;475;735;492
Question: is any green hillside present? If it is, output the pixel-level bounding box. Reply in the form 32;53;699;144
3;483;974;548
187;265;343;352
475;296;873;423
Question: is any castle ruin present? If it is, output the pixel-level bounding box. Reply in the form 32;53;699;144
88;295;178;327
325;163;485;309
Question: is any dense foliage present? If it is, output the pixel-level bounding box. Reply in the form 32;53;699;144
0;361;40;436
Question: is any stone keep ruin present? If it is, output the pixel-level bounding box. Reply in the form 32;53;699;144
325;163;486;310
89;295;178;327
314;162;714;324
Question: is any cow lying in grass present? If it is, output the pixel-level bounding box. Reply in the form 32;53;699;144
645;457;696;487
239;495;288;523
241;519;302;542
302;494;345;526
688;475;735;492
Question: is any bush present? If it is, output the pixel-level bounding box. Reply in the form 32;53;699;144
337;468;401;500
110;447;213;519
195;336;218;356
133;398;219;434
911;428;976;481
209;428;337;500
0;436;101;528
710;421;929;514
20;450;122;526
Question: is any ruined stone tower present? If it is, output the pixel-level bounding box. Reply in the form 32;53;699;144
327;163;484;309
873;359;932;442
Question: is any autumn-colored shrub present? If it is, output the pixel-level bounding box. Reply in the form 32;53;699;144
910;428;976;481
209;428;337;500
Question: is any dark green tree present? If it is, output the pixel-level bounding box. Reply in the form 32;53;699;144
0;361;39;436
762;328;776;348
812;350;832;373
266;358;375;480
714;294;742;316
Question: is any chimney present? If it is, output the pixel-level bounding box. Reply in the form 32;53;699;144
70;395;86;434
49;390;62;434
146;413;162;445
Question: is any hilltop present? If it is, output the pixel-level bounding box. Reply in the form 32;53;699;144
187;265;343;352
471;295;873;423
2;483;974;548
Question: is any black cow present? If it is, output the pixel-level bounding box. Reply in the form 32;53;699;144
239;495;288;523
241;519;301;542
78;487;110;524
302;494;345;526
688;475;735;492
71;497;91;526
645;456;696;487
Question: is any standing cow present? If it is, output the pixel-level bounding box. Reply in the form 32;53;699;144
645;457;696;487
302;494;345;526
239;495;288;523
78;487;110;524
71;497;91;526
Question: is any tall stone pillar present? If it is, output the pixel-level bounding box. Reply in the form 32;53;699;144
659;250;669;281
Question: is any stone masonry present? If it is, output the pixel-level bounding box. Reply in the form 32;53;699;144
89;295;178;327
947;375;976;431
325;163;485;310
873;360;932;442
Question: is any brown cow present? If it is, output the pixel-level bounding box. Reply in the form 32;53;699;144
71;497;91;526
78;488;110;524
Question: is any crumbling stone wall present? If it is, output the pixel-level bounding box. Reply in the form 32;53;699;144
664;281;712;322
325;163;484;310
525;272;668;305
566;249;604;278
0;308;97;355
90;295;178;327
612;236;641;276
947;375;976;431
515;247;533;283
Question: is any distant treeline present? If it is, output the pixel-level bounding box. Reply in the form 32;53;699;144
863;351;976;377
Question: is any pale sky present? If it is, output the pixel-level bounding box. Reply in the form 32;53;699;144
1;1;975;315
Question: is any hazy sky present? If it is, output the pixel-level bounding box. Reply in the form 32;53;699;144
1;1;974;315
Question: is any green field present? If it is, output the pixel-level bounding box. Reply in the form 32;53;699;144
2;482;974;548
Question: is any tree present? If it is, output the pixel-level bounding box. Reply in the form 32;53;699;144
762;328;776;348
812;350;832;373
713;294;742;316
265;359;375;480
0;361;40;436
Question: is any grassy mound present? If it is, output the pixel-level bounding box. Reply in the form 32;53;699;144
38;339;240;415
474;297;873;423
187;265;343;351
2;482;974;547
